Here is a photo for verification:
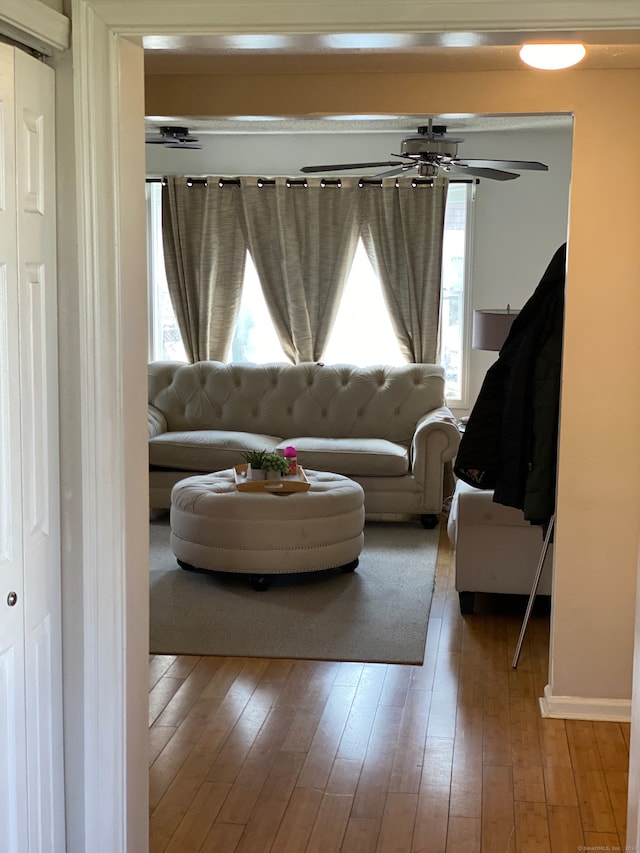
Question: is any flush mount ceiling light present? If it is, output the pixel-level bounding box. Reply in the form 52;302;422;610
519;43;586;70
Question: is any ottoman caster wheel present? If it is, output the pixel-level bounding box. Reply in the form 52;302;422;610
420;513;439;529
177;558;196;571
339;558;359;573
251;575;271;591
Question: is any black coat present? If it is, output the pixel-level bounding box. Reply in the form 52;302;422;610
454;243;566;525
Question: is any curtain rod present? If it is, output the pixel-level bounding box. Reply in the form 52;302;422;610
145;176;477;187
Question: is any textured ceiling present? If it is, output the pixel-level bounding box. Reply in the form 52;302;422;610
143;35;638;135
145;114;574;136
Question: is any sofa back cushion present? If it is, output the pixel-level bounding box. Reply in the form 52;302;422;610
148;361;445;443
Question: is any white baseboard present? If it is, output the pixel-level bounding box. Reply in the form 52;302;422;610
539;684;631;722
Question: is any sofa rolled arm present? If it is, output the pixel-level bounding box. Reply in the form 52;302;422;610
148;404;167;439
411;406;460;486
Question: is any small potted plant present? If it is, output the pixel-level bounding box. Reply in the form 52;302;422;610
242;450;267;480
261;451;291;480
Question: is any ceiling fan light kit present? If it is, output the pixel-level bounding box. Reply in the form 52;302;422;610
300;120;549;182
519;43;586;70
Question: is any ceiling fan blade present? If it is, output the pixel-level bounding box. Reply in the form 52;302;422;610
165;142;203;149
145;136;169;144
443;164;520;181
456;158;548;172
300;160;408;174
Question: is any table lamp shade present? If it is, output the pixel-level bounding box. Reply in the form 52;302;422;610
472;308;519;351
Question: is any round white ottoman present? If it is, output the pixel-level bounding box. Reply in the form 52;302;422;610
170;468;365;590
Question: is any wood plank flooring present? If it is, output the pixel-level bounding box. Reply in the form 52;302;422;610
149;521;630;852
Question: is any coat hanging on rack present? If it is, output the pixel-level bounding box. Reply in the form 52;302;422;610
454;243;566;527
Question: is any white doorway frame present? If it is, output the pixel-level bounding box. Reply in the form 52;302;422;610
11;0;640;850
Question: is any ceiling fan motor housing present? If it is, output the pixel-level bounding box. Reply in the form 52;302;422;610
417;162;441;178
146;125;202;148
400;135;459;160
160;126;191;138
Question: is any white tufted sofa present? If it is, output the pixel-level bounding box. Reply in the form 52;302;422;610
147;360;460;522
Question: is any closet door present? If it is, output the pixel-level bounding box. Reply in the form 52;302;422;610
0;41;30;853
15;46;65;851
0;43;65;852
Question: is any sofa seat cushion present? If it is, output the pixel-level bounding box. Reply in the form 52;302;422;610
280;437;409;477
149;430;281;473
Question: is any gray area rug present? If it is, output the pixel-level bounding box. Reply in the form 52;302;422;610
149;517;439;664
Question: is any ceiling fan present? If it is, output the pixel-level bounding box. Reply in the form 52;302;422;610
145;126;202;149
300;119;548;181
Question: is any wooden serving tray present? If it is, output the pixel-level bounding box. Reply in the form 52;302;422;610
234;463;311;493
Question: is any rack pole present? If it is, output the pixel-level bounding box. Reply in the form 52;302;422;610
512;513;555;669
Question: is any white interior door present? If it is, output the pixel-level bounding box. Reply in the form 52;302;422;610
0;42;65;852
0;41;30;853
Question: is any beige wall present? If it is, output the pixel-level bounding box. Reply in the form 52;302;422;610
553;81;640;700
147;66;640;705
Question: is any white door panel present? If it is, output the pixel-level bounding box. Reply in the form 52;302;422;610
19;263;49;536
0;43;65;852
0;648;27;853
15;47;65;852
0;43;29;853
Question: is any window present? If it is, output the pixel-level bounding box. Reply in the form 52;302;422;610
229;253;287;363
322;240;405;366
146;183;187;362
439;181;473;404
146;180;472;400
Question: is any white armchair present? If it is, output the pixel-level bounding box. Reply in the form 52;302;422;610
447;479;553;613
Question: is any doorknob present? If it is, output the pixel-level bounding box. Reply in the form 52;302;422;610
7;591;17;607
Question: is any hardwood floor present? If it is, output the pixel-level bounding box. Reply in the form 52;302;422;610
148;521;630;852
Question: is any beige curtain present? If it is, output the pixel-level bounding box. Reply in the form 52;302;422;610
238;177;362;363
162;177;247;362
361;177;448;364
